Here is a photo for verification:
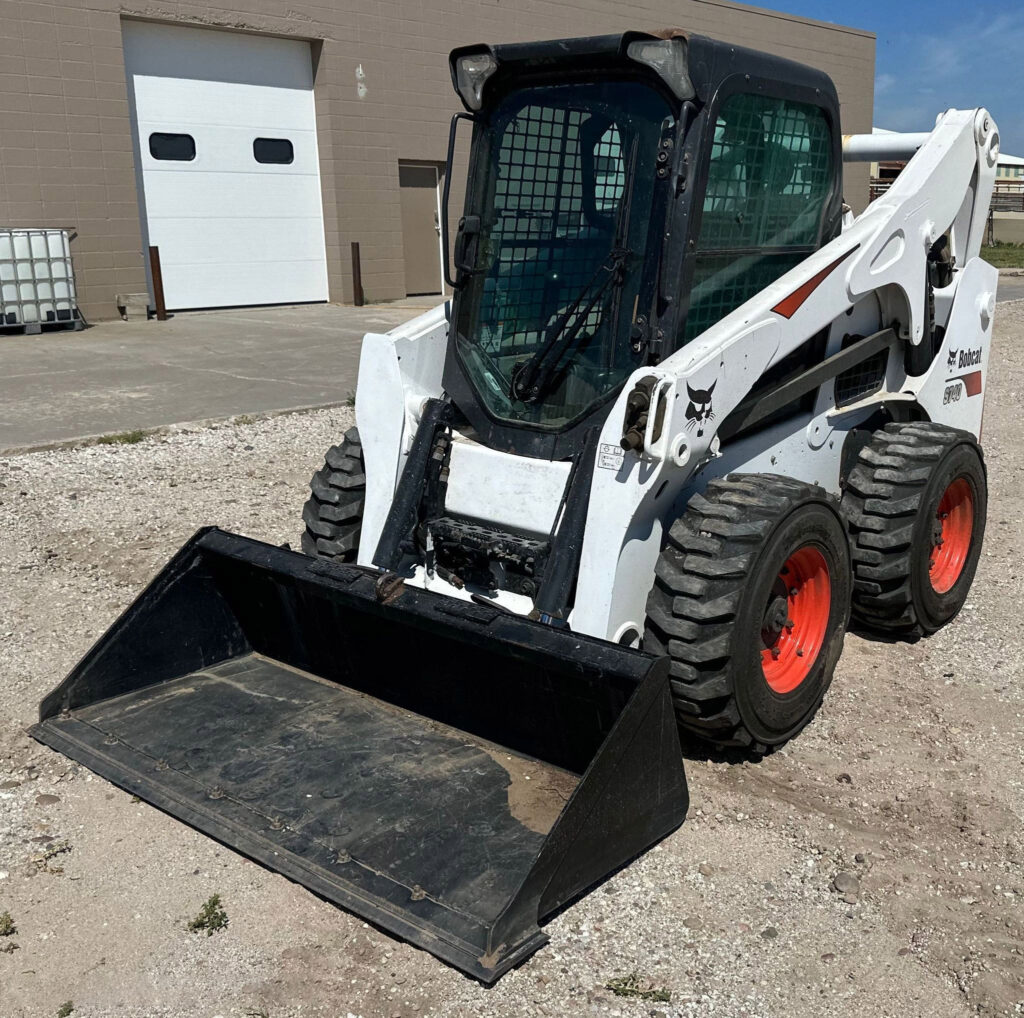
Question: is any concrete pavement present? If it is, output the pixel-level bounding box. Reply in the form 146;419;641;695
0;302;431;452
2;279;1021;454
997;274;1024;303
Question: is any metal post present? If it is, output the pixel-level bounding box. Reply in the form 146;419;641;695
148;246;168;321
351;241;365;307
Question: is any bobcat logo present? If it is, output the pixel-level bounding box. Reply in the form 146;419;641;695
947;348;958;370
685;380;716;438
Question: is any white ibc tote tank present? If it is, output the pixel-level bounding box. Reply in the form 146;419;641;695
0;229;82;333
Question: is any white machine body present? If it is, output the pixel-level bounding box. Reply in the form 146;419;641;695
355;109;999;644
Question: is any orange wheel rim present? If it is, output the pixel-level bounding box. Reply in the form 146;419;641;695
929;477;974;594
760;546;831;694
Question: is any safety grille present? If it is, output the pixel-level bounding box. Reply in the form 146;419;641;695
685;251;805;341
683;93;832;343
478;104;623;358
834;337;888;407
699;94;832;250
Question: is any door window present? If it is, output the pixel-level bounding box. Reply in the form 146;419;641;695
683;93;833;341
253;138;294;164
452;81;671;430
149;133;196;161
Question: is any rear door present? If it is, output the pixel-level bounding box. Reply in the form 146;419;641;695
123;21;329;310
399;163;443;296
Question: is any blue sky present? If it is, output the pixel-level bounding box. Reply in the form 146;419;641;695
767;1;1024;156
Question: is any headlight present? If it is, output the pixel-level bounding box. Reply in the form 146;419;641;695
626;37;695;101
454;51;498;111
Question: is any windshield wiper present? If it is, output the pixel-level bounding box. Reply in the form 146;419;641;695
509;136;640;406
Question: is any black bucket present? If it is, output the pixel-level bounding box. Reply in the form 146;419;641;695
31;528;688;982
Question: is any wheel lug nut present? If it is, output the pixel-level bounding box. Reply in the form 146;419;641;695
796;648;804;657
771;647;781;659
789;587;798;597
785;619;794;629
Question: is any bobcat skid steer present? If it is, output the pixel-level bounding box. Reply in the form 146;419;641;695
33;31;999;982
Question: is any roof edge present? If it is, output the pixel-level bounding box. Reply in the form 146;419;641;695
691;0;876;40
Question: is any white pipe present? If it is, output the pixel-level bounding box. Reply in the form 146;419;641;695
842;132;931;163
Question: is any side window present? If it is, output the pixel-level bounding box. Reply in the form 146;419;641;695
683;93;833;341
593;125;624;213
149;133;196;161
253;138;294;164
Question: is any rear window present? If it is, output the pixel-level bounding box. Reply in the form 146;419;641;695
253;138;294;164
149;133;196;161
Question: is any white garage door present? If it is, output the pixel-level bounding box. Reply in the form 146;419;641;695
123;21;329;310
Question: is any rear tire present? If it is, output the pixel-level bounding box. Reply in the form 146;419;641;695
841;422;987;635
301;427;365;561
644;475;852;754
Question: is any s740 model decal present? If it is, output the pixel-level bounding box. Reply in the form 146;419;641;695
945;369;983;398
942;346;984;403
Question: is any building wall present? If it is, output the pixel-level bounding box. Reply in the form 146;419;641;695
996;164;1024;181
993;212;1024;245
0;0;876;321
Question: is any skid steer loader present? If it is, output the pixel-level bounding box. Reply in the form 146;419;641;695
32;31;999;982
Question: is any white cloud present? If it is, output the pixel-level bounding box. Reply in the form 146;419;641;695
873;9;1024;152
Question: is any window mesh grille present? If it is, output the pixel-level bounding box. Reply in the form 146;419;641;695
478;105;620;362
684;93;832;341
452;80;668;431
834;339;888;406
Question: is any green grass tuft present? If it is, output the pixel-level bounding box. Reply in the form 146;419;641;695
56;1003;74;1018
187;894;229;936
0;911;15;937
605;972;671;1002
983;242;1024;268
96;429;147;446
32;840;72;874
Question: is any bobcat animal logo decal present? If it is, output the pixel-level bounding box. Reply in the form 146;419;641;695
685;380;716;438
947;348;958;370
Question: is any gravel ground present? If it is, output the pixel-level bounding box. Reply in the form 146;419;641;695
2;307;1024;1018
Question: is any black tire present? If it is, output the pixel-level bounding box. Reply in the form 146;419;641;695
300;427;366;561
841;422;987;635
644;475;852;754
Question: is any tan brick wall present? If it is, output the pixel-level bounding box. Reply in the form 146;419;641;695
0;0;875;320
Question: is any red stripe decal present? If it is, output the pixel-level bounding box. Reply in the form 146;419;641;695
771;247;858;320
955;370;983;397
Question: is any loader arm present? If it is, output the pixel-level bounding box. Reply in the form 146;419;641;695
572;108;1000;639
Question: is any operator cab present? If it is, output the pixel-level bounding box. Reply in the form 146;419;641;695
442;31;843;459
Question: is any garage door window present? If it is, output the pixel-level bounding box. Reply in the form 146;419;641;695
149;133;196;161
253;138;294;165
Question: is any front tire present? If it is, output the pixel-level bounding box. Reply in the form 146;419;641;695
644;475;852;754
841;422;987;635
301;427;365;561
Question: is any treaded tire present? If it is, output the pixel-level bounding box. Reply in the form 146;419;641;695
644;474;852;754
841;421;987;635
300;427;366;561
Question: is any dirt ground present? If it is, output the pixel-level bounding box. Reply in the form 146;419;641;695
2;305;1023;1018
